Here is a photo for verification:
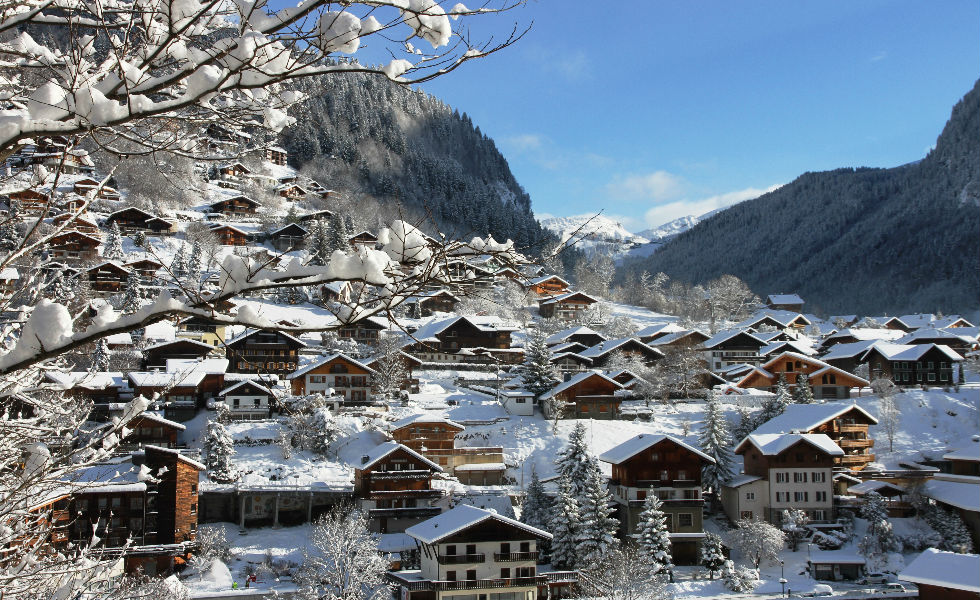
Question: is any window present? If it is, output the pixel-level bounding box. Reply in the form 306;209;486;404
740;511;753;519
794;472;808;483
501;543;510;554
446;545;456;555
190;503;197;514
650;452;660;461
660;470;669;481
519;542;530;553
775;472;787;483
111;497;121;508
812;472;825;483
745;492;755;500
446;571;456;581
466;544;476;555
815;491;827;502
130;497;143;510
678;513;693;528
677;470;687;480
500;568;511;578
814;510;827;521
466;570;476;581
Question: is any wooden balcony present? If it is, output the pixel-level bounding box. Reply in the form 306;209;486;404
392;576;547;592
837;424;867;433
838;438;874;449
368;507;440;519
840;453;875;465
494;551;539;562
437;553;485;565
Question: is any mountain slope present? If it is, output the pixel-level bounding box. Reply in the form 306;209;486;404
280;72;559;257
624;80;980;316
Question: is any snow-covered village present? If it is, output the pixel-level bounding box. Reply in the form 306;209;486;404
0;2;978;600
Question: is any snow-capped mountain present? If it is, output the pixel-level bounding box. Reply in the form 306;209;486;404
637;208;725;242
540;214;648;244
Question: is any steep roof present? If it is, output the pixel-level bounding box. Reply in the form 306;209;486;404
579;337;662;359
219;379;274;397
545;326;606;346
703;328;766;349
538;291;599;305
751;402;878;435
598;433;714;465
767;293;804;305
405;504;551;545
868;342;963;361
540;370;622;400
287;353;376;379
226;328;307;348
356;441;442;472
737;433;843;457
391;413;464;431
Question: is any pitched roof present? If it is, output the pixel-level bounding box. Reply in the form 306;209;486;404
356;441;442;472
825;327;906;343
598;433;714;465
868;342;963;361
540;370;622;400
287;353;376;379
219;379;274;396
538;291;599;305
920;477;980;512
579;337;662;359
128;370;207;387
405;504;551;545
767;293;804;305
143;338;215;353
751;402;878;435
736;309;811;329
391;413;464;431
226;328;307;348
737;433;844;457
544;326;606;345
703;328;766;349
527;274;570;287
899;548;980;592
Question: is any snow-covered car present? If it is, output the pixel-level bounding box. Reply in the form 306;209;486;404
860;573;889;584
794;584;834;597
880;583;910;593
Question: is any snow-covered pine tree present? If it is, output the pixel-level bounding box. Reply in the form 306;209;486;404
699;391;734;493
521;467;552;562
171;244;188;277
549;474;581;570
103;222;125;261
188;240;203;283
326;212;352;255
858;491;901;566
120;272;145;315
576;460;619;567
132;230;147;248
922;504;974;554
699;532;726;579
0;200;19;251
555;422;594;502
517;328;560;398
90;339;111;373
636;494;673;578
373;335;408;400
793;371;815;404
204;419;237;482
756;375;791;426
731;404;756;442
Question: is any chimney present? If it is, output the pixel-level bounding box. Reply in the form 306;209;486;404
361;455;370;464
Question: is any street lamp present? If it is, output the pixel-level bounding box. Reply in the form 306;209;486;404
779;559;787;597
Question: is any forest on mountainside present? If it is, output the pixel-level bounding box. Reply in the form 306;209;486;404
280;71;566;263
624;79;980;317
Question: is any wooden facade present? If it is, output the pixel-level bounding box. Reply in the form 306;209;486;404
46;231;101;262
538;291;598;320
210;224;249;246
226;329;305;378
354;443;443;533
87;261;131;293
143;339;215;369
288;354;374;403
543;371;624;420
736;352;868;400
209;195;259;217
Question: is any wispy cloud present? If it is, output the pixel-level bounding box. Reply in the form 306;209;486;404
870;50;888;62
502;133;544;153
605;170;685;203
642;184;783;228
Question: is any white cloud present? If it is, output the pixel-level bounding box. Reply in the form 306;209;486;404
870;50;888;62
605;170;685;202
642;184;783;228
502;133;543;153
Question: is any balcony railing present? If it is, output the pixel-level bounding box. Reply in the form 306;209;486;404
839;438;874;448
837;424;866;433
543;571;579;583
494;551;539;562
369;490;442;500
371;470;434;480
627;498;704;507
401;576;546;591
840;453;875;464
437;553;485;564
368;507;441;519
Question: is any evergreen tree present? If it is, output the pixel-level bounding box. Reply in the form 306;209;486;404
326;212;351;254
858;491;901;567
0;200;19;251
699;532;726;579
204;420;237;482
555;422;594;502
575;464;618;567
188;239;203;282
781;508;809;551
922;503;974;554
90;339;111;373
517;328;560;398
103;222;125;261
773;372;792;410
731;405;756;442
636;494;673;578
132;230;147;248
120;271;145;314
793;371;815;404
699;391;735;493
521;467;552;563
757;376;790;426
549;474;581;570
171;244;188;277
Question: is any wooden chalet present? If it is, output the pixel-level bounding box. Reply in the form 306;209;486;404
287;353;375;404
337;316;389;346
51;212;100;234
599;434;715;564
128;371;207;409
268;223;308;251
216;162;251;180
276;183;308;199
540;371;625;420
702;328;768;372
265;146;288;166
578;337;664;368
226;329;306;378
537;291;598;320
121;413;186;449
524;274;570;296
391;414;465;469
72;177;120;200
106;207;174;234
403;289;461;317
545;326;607;349
354;442;443;533
736;352;868;400
899;549;980;600
209;195;259;217
550;352;593;373
362;350;422;394
349;230;379;250
142;339;216;370
45;371;130;420
407;316;517;363
765;293;805;312
63;446;204;575
46;230;101;262
6;188;51;213
218;380;275;420
736;310;811;332
124;257;163;280
647;329;710;349
210;223;250;246
86;261;131;293
750;402;879;471
298;209;334;223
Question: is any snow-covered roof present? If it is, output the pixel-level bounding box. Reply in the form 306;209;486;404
869;342;963;362
391;413;464;431
133;411;186;430
736;309;811;329
897;313;937;329
943;437;980;463
269;223;308;236
226;328;307;348
166;358;229;374
767;293;804;305
405;504;551;545
287;353;376;379
0;267;19;280
899;548;980;592
819;340;880;361
846;480;905;496
807;551;866;565
45;371;128;390
738;433;843;457
751;402;878;435
702;328;766;349
598;433;714;465
826;327;906;343
920;477;980;512
527;274;569;286
725;473;763;488
219;379;274;397
634;322;685;338
144;338;215;353
357;441;442;472
898;327;977;345
579;337;661;359
931;315;975;329
144;445;207;471
540;370;622;400
409;315;518;342
544;326;606;345
128;370;207;388
538;291;599;305
760;340;815;357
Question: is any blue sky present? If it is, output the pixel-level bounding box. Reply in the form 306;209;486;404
413;0;980;233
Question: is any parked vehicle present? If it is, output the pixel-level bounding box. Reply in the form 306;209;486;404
861;573;889;585
880;583;910;593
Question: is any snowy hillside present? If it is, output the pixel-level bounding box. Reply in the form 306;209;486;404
637;210;722;242
539;213;649;258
